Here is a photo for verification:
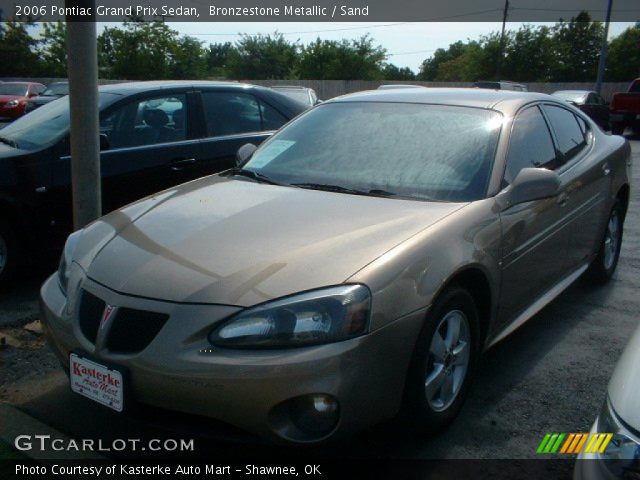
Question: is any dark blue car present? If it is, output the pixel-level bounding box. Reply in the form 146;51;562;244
0;81;307;285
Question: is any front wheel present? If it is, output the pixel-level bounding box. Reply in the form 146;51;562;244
400;285;480;433
0;220;18;289
585;201;624;284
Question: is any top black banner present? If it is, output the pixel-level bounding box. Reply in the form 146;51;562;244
1;0;639;22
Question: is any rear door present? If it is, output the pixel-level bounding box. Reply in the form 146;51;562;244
540;104;610;271
193;89;291;177
498;105;572;325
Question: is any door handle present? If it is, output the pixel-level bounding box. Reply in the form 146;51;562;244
169;158;196;171
557;192;569;207
602;163;611;176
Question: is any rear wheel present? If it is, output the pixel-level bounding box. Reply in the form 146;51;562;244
400;285;480;433
585;201;624;284
611;122;625;135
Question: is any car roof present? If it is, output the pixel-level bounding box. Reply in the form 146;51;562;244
98;80;260;95
327;88;555;111
553;90;591;94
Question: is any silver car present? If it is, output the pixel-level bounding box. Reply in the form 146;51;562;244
41;88;631;444
574;324;640;479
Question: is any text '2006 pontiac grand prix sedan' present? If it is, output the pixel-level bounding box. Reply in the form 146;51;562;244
40;88;631;444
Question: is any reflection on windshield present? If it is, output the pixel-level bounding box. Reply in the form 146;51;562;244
243;102;502;202
0;93;119;150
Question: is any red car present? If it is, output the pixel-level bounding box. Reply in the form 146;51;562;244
0;82;46;120
610;78;640;135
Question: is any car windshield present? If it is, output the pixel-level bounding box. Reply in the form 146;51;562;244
553;91;586;103
0;84;28;96
0;92;120;150
243;102;502;202
42;83;69;96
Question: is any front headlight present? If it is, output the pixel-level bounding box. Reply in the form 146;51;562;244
595;396;640;475
6;99;19;107
209;285;371;349
57;230;82;295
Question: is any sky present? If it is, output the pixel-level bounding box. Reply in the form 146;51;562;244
169;21;636;72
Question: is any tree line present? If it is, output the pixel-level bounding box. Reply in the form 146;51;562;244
0;13;637;82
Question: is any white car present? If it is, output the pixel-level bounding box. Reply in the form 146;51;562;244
574;324;640;479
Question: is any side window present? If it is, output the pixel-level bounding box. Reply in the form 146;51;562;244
100;95;187;150
259;100;288;130
202;92;262;137
542;104;587;165
504;106;556;185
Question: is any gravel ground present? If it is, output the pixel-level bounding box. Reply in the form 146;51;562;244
0;137;638;466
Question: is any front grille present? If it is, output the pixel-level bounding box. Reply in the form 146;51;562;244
78;289;106;344
105;308;169;354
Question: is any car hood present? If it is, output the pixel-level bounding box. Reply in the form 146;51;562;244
86;176;465;306
608;323;640;430
28;96;57;104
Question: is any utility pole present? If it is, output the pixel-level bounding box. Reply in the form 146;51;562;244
497;0;509;79
65;0;101;229
595;0;613;95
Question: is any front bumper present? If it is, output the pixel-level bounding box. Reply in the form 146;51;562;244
40;273;425;443
0;104;25;119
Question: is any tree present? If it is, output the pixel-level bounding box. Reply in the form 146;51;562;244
227;33;298;79
382;63;416;80
606;25;640;81
206;42;234;78
502;25;554;81
549;11;604;81
0;21;41;76
170;36;206;79
297;35;387;80
417;41;468;80
39;22;67;77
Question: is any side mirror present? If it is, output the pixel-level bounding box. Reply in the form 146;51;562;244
496;167;560;210
99;133;110;151
236;143;257;166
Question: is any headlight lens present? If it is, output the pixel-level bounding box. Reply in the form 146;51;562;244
6;99;20;107
209;285;371;349
57;231;82;295
596;397;640;475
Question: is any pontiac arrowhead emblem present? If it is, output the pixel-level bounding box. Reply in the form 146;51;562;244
100;305;116;330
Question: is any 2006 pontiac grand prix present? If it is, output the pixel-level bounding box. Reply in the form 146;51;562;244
40;88;631;444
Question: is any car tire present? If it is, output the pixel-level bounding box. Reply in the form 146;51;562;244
399;285;480;434
0;219;18;289
611;122;625;135
585;200;624;284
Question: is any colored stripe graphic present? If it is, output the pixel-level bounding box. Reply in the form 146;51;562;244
537;433;613;454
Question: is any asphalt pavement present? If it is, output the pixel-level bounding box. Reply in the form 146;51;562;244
0;137;638;465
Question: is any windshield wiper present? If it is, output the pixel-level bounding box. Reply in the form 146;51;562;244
0;136;18;148
293;182;399;198
226;167;285;186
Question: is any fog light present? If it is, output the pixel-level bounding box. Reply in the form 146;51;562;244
289;394;339;435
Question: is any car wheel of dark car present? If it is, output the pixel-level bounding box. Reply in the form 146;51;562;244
585;200;624;284
0;219;18;288
401;285;480;433
611;122;625;135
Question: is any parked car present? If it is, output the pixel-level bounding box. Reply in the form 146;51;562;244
610;78;640;135
473;80;528;91
378;84;427;90
552;90;610;130
270;85;320;107
41;89;630;444
24;81;69;114
574;324;640;479
0;81;306;286
0;82;46;119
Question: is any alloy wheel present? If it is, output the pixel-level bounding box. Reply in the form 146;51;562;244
424;309;471;412
603;210;620;271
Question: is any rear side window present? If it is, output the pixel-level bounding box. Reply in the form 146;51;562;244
542;105;587;165
202;92;262;136
260;101;288;130
504;106;556;185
